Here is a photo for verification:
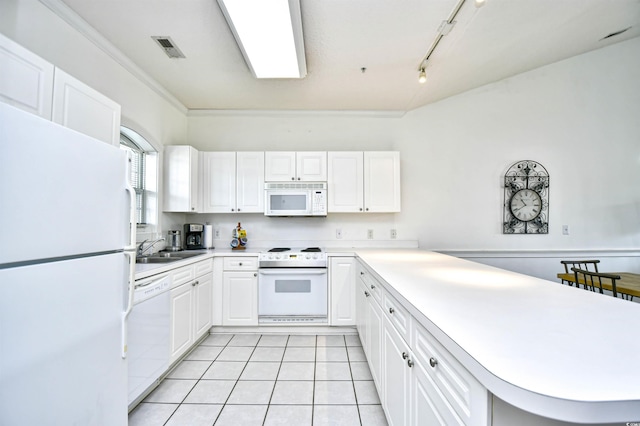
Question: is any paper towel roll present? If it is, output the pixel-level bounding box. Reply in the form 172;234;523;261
203;224;214;249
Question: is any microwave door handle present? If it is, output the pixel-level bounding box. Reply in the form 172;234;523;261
259;269;327;275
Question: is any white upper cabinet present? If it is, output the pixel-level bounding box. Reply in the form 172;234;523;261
364;151;401;213
328;151;401;213
236;151;265;212
327;152;364;212
202;152;236;213
52;69;121;146
202;151;265;213
0;33;54;120
164;145;200;213
265;151;326;181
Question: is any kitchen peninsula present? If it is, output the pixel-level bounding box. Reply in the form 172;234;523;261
136;248;640;424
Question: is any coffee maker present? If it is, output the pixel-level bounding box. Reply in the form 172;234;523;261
183;223;204;250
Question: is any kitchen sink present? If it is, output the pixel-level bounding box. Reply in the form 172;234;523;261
136;252;204;264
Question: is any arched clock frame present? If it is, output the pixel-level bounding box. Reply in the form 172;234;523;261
503;160;549;234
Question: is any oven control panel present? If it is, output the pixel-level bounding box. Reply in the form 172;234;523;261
259;251;327;268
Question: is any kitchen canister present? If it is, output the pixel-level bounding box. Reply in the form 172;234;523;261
203;223;214;249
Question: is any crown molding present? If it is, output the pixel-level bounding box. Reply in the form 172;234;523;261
187;109;406;118
39;0;188;115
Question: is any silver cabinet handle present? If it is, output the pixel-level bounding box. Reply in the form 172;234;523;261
429;357;438;368
402;352;408;360
364;291;370;297
407;359;414;368
389;307;395;314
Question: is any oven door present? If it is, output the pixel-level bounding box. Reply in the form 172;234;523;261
258;268;328;322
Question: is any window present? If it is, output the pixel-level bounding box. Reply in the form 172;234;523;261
119;127;158;228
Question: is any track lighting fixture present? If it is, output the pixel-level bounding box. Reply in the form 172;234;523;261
418;68;427;84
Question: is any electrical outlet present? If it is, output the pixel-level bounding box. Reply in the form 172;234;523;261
214;228;220;238
336;229;343;239
390;229;397;239
562;225;569;235
367;229;374;239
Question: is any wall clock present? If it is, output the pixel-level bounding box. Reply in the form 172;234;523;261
503;160;549;234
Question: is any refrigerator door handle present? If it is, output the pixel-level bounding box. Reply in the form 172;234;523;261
121;250;136;358
124;152;137;251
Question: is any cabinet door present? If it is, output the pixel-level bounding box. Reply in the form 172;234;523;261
327;152;364;212
193;273;213;340
202;151;236;213
52;68;121;146
236;151;265;213
383;316;412;426
411;358;464;426
297;151;327;181
364;151;401;212
368;291;384;389
265;151;296;181
356;280;369;351
330;257;356;326
164;146;200;212
0;33;54;119
222;271;258;326
170;283;193;363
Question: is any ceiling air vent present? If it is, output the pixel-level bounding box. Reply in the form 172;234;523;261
152;36;185;59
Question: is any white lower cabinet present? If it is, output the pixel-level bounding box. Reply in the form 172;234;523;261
222;257;258;326
356;260;488;426
329;257;356;326
382;315;411;426
169;259;213;364
356;271;383;389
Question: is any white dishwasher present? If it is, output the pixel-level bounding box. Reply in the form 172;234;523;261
128;273;171;408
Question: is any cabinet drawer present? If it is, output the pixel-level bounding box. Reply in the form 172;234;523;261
194;258;213;277
172;265;195;288
412;322;487;425
223;256;258;271
357;265;383;305
383;291;411;343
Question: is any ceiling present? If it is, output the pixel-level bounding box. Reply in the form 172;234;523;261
57;0;640;113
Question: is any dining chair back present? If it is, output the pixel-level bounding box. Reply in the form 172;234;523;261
571;267;621;298
560;260;600;286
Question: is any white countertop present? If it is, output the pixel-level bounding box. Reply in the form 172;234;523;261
355;249;640;423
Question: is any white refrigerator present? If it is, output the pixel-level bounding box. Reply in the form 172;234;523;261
0;103;136;425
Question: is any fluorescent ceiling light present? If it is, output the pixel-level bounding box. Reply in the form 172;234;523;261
218;0;307;79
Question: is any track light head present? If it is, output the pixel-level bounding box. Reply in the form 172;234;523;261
418;68;427;84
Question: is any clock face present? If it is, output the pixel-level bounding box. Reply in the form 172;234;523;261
509;189;542;222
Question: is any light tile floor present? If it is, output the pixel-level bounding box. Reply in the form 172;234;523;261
129;333;388;426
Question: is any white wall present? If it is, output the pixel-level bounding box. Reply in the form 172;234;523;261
186;37;640;281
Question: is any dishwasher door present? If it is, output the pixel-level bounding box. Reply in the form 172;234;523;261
128;273;171;408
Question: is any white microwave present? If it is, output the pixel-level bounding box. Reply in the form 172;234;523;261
264;182;327;217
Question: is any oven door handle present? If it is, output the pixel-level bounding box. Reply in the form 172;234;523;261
259;269;327;275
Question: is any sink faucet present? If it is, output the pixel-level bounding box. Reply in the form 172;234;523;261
137;238;165;256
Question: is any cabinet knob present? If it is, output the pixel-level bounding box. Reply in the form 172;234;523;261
237;208;241;212
239;262;243;266
407;359;414;368
402;352;408;360
231;208;235;211
360;271;364;275
191;207;195;211
291;177;295;180
365;208;369;211
359;208;363;211
389;307;394;314
297;177;301;180
370;284;375;289
429;357;438;368
364;291;370;297
192;280;199;287
254;273;257;277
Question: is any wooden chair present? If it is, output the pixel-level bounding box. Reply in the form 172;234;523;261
560;260;600;287
571;267;621;298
